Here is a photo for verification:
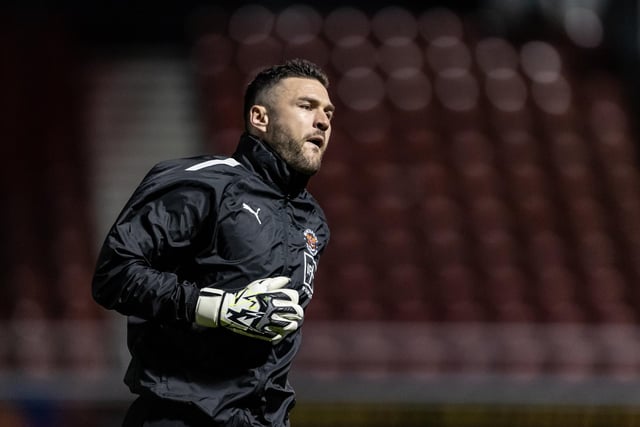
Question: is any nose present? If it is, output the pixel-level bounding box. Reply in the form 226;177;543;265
315;112;330;131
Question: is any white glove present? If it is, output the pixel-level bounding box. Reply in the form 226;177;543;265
195;276;303;343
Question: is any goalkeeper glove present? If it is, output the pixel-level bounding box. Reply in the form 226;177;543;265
195;276;303;343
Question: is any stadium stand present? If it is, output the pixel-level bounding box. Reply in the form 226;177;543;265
186;3;640;379
3;2;640;425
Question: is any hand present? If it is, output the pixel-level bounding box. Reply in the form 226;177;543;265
195;277;303;343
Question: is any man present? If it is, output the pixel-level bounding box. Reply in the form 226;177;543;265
92;58;335;426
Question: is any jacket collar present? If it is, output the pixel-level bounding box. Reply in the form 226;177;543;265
232;133;310;197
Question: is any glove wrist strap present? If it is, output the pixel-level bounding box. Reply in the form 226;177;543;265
195;288;226;328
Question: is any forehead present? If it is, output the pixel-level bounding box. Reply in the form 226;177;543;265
271;77;332;103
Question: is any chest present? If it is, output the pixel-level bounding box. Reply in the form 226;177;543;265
211;183;328;302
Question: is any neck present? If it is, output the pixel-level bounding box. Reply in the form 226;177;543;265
234;133;310;197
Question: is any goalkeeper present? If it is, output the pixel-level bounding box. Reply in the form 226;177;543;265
92;59;334;427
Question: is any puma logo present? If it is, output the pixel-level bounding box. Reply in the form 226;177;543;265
242;203;262;224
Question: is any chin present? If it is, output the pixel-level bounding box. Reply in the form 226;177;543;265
293;162;321;176
297;167;320;176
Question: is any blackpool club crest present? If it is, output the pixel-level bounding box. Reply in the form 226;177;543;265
303;228;319;255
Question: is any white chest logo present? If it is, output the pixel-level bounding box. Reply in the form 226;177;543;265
242;203;262;224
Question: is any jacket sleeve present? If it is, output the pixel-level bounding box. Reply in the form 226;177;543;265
92;184;215;323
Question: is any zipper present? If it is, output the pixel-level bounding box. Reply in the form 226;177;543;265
281;195;291;275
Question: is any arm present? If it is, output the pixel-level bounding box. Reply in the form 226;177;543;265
92;183;303;342
92;186;211;323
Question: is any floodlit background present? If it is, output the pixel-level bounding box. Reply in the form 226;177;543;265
2;0;640;425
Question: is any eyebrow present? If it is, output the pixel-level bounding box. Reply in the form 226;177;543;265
300;96;335;112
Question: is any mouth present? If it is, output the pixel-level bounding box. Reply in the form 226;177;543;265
306;135;324;149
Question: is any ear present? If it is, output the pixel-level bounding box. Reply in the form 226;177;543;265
249;105;269;132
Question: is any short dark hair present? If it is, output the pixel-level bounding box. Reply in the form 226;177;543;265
243;58;330;127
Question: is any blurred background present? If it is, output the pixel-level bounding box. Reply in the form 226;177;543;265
2;0;640;425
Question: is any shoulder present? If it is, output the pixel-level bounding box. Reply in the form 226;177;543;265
299;190;330;226
121;155;248;209
142;155;249;188
303;190;325;212
152;155;245;177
